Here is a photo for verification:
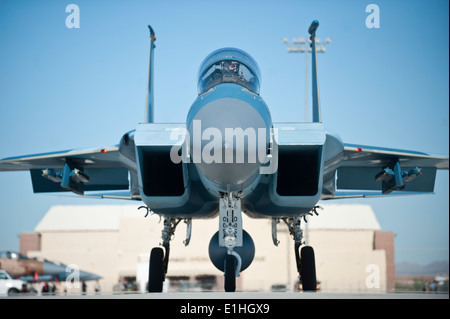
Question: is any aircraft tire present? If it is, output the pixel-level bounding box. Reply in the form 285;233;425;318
148;247;164;292
224;254;236;292
300;246;317;291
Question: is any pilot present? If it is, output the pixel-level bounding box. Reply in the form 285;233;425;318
199;59;258;95
222;61;239;75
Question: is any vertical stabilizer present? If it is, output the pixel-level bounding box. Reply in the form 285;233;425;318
309;20;321;123
145;25;156;123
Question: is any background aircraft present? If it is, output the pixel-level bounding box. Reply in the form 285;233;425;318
1;17;448;292
0;250;101;282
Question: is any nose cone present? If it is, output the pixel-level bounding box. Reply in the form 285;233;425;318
79;270;102;281
188;95;270;191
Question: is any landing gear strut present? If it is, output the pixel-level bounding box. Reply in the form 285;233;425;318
219;193;243;292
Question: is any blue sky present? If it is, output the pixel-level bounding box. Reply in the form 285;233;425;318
0;0;448;265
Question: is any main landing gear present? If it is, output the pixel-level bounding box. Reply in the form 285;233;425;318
148;217;192;292
273;216;317;291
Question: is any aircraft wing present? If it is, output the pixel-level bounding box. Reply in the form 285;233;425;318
323;143;449;199
0;146;137;199
0;146;122;171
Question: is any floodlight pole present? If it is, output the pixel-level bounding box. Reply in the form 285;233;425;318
304;50;308;122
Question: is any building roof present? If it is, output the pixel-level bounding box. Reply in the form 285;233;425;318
307;204;381;230
34;205;142;232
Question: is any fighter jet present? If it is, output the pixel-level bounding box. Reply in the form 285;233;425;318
0;21;448;292
0;250;101;282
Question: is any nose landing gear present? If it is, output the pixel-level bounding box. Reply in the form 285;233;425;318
220;193;243;292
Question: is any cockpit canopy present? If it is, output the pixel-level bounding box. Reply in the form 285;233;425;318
197;48;261;95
